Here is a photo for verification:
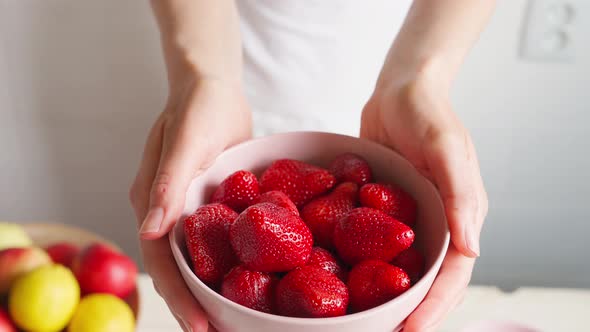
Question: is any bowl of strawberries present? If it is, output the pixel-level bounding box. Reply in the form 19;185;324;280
170;131;449;332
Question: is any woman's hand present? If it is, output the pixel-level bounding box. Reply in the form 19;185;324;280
361;61;488;332
362;0;494;329
129;77;251;332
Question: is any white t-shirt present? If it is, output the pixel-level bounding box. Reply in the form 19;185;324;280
236;0;412;137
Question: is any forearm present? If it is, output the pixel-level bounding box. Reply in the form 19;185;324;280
151;0;242;91
379;0;495;89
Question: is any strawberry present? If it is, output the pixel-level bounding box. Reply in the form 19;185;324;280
333;207;414;265
306;247;347;281
221;266;277;313
391;247;425;283
183;203;239;287
301;182;358;249
347;260;410;312
359;183;417;226
210;170;260;212
255;190;299;216
260;159;335;208
230;203;313;272
329;153;373;186
276;266;349;318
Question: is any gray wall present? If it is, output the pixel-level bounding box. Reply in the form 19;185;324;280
453;1;590;289
1;1;588;289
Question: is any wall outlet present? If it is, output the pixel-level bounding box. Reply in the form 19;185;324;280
520;0;579;62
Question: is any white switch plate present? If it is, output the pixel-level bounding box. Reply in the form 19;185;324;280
520;0;582;62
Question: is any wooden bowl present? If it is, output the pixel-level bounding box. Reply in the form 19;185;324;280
22;223;140;319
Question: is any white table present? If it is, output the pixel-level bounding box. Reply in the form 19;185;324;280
136;275;590;332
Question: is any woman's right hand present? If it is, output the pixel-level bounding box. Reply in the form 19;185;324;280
129;76;251;332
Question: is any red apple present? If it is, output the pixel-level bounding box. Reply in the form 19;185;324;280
71;243;137;298
0;247;52;294
0;308;17;332
45;242;80;267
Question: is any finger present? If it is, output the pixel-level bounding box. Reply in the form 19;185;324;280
423;128;480;257
171;312;191;332
133;120;209;331
467;137;489;240
130;117;165;225
413;288;468;332
141;109;213;240
403;245;475;332
208;324;219;332
142;237;209;332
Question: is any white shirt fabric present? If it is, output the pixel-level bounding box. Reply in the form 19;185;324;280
236;0;412;137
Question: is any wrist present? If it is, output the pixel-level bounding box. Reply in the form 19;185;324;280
161;38;242;94
162;76;249;124
377;48;460;95
164;56;244;102
372;55;452;118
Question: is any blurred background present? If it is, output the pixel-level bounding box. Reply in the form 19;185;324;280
0;0;588;290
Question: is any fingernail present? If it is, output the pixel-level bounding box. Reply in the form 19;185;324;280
140;207;164;234
465;221;480;257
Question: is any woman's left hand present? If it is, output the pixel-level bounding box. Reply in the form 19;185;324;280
361;62;488;332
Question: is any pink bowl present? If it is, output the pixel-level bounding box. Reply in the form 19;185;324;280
170;132;450;332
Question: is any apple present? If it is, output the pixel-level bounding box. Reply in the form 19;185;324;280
0;308;17;332
71;243;137;298
0;223;32;251
0;247;52;294
45;242;80;267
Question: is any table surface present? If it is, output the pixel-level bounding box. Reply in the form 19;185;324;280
136;275;589;332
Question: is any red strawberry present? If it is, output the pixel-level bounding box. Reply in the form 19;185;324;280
221;266;277;313
333;207;414;265
329;153;373;185
210;170;260;212
391;247;425;283
230;203;313;272
306;247;346;281
301;182;358;249
183;203;239;287
260;159;335;208
347;260;411;312
276;266;349;318
255;190;299;216
359;183;417;226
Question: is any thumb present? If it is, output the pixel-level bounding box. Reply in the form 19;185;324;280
424;129;480;258
139;115;213;240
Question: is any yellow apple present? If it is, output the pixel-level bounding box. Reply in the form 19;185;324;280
0;223;32;250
